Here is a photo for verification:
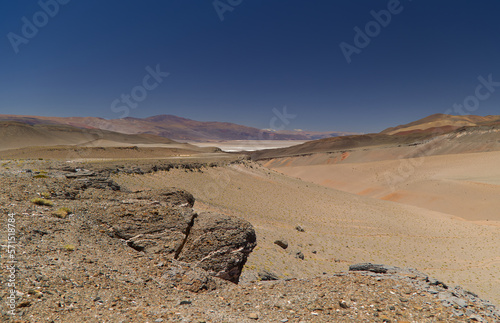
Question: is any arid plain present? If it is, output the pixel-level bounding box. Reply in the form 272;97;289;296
114;156;500;307
1;114;499;321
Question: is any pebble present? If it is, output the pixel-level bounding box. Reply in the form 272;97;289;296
248;312;259;320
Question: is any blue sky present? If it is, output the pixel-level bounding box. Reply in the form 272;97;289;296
1;1;500;133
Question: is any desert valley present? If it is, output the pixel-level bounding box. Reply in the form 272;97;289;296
0;113;499;322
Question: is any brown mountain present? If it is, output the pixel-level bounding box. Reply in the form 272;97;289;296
0;121;214;154
380;113;500;135
0;114;350;141
251;114;500;160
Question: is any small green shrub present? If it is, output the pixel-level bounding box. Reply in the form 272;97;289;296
63;244;75;251
53;207;72;219
31;198;54;207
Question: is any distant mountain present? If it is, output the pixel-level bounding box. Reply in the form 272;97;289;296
0;121;211;153
381;113;500;135
251;114;500;160
0;114;353;141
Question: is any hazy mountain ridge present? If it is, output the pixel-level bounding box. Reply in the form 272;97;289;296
0;114;352;141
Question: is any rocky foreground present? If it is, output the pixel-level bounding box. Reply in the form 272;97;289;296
0;160;499;322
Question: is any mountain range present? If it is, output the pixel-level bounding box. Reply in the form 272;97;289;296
0;114;356;141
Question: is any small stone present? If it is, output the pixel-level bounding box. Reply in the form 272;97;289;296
248;312;259;320
179;300;192;305
274;239;288;249
295;251;305;260
155;319;164;323
295;225;305;232
469;314;484;322
258;270;279;281
339;300;349;309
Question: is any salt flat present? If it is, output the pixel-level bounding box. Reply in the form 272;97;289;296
188;140;307;152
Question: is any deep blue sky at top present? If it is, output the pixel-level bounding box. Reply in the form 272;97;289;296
1;1;500;133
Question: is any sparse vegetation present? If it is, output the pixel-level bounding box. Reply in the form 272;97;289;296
53;207;72;219
33;174;49;178
31;198;54;207
41;192;51;198
63;244;75;251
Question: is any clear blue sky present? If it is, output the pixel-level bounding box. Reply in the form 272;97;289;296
1;1;500;133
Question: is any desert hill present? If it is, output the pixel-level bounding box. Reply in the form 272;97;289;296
381;113;500;135
0;114;353;141
0;121;222;158
251;114;500;160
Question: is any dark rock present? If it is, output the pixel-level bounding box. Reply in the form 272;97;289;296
295;225;305;232
177;212;257;283
339;300;350;308
427;277;448;289
274;239;288;249
349;263;396;274
95;189;257;285
258;270;279;281
294;251;305;260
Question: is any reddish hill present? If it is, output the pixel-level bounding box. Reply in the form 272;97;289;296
381;113;500;135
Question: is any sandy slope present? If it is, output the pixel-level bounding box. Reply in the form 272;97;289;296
114;162;500;306
267;150;500;224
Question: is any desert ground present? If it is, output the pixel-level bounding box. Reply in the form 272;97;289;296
264;150;500;225
114;157;500;307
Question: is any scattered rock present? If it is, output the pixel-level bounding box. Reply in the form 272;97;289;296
349;263;395;274
294;251;305;260
295;225;305;232
258;270;279;281
248;312;259;320
274;239;288;249
339;300;350;308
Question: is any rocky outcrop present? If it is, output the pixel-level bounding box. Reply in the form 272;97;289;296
176;212;257;283
90;188;256;286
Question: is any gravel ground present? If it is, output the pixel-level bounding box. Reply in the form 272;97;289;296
0;159;499;322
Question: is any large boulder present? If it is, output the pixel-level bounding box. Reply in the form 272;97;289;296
93;189;256;285
177;212;257;283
